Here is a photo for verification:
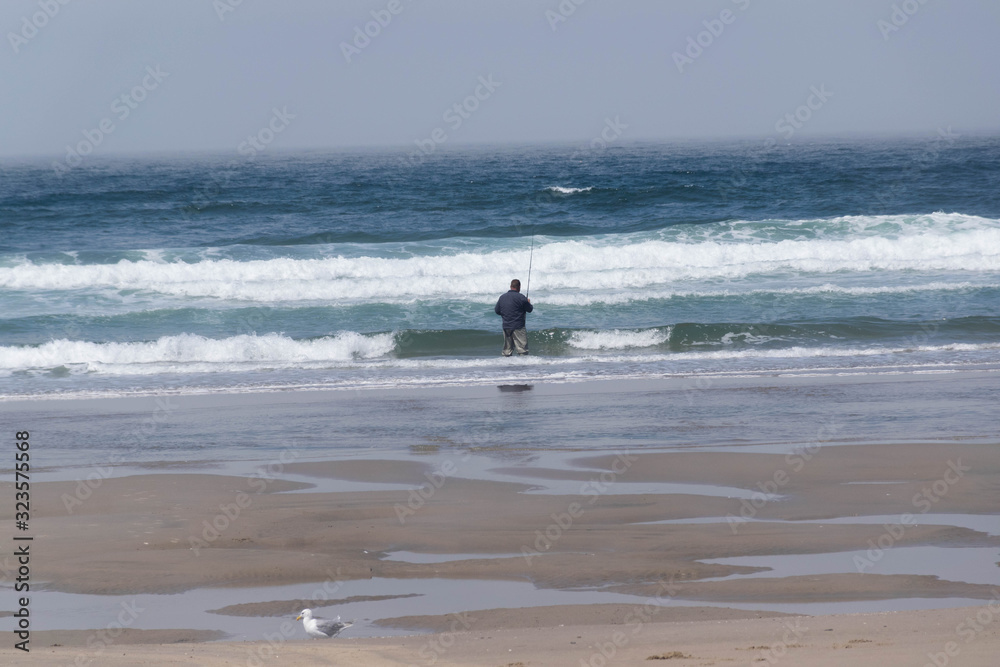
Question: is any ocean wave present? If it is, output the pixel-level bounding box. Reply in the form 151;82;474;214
678;212;1000;244
383;341;1000;371
540;281;996;306
2;336;998;379
568;327;672;350
2;225;997;303
0;332;396;374
546;186;593;194
3;322;999;377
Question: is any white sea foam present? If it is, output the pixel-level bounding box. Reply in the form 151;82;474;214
568;328;671;350
0;332;396;373
539;281;994;306
2;333;997;377
547;186;593;194
1;216;997;304
717;331;780;346
677;212;1000;244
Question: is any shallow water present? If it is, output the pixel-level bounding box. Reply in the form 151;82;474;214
13;578;683;640
638;514;1000;537
701;546;1000;586
14;574;995;642
6;372;1000;474
382;551;525;564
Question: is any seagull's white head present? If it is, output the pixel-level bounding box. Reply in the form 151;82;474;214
296;609;313;621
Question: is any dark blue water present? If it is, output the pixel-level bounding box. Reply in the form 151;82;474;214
1;138;999;398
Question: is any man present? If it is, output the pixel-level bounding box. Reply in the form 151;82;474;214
494;279;533;356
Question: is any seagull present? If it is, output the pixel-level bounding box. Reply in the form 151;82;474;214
296;608;353;639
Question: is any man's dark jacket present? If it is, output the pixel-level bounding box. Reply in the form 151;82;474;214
494;290;533;330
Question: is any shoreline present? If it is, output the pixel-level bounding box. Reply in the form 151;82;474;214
3;363;999;404
5;370;1000;473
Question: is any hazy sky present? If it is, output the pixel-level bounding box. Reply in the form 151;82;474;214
1;0;998;157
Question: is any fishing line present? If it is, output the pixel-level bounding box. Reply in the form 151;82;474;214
526;231;534;298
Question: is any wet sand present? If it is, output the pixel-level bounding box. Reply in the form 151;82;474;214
1;435;998;663
9;606;1000;666
7;442;998;596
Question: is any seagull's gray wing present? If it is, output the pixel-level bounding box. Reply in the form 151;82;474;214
314;615;350;636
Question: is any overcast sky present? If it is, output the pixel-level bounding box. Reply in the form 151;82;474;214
1;0;998;157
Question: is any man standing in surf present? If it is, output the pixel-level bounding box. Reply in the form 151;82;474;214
494;279;533;356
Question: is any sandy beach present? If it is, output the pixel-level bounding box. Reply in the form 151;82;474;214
9;606;1000;666
2;382;998;665
10;443;1000;599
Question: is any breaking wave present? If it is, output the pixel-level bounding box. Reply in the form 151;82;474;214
2;213;997;304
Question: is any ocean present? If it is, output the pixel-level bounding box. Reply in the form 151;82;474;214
2;137;999;400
